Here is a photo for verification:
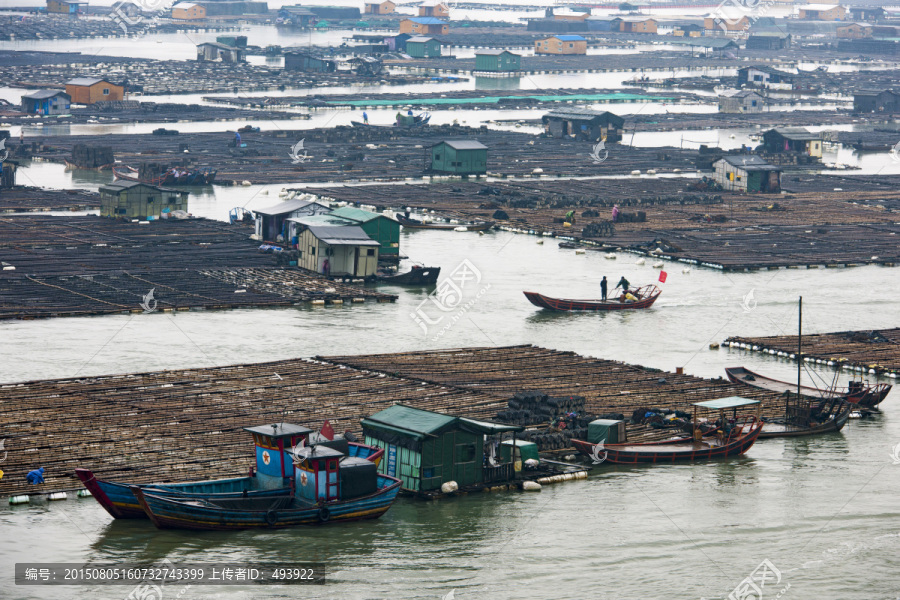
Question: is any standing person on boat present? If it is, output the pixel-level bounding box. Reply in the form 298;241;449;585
611;204;619;223
601;276;608;300
614;276;630;295
363;111;369;125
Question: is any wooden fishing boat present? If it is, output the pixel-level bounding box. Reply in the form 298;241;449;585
351;113;430;128
756;401;852;439
396;214;495;231
524;284;661;312
725;366;866;401
376;265;440;285
571;397;763;464
132;445;402;530
76;423;384;520
113;165;217;186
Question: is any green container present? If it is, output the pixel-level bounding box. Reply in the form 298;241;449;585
587;419;625;444
500;439;539;470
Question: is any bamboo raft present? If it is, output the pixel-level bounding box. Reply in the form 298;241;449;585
725;328;900;379
0;216;395;319
0;345;785;499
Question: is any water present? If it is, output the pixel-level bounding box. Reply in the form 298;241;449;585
2;230;900;599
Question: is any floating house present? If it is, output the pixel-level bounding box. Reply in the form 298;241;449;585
361;405;524;494
399;17;448;35
847;6;883;21
21;90;71;115
853;89;900;113
746;33;791;50
329;206;400;260
284;51;336;73
836;22;872;38
542;108;624;143
718;90;766;114
737;66;799;90
405;36;442;58
615;17;657;33
534;34;587;54
798;3;845;20
429;140;488;175
418;0;449;18
385;32;411;51
279;6;318;27
196;42;246;62
474;49;521;72
253;197;332;240
171;2;207;19
99;181;189;219
46;0;85;14
65;78;124;104
704;15;750;31
712;156;782;193
364;0;395;14
762;127;823;157
297;225;380;276
553;9;589;21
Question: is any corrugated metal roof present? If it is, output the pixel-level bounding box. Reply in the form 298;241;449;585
362;404;457;437
695;396;760;410
307;225;380;246
243;423;313;438
716;155;782;170
99;181;184;193
173;2;199;8
406;36;436;43
476;49;519;56
434;140;488;150
330;206;393;223
254;198;330;216
768;126;821;141
22;89;69;100
286;214;355;227
548;35;586;41
66;77;113;86
407;17;446;24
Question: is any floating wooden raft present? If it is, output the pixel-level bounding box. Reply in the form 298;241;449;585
725;328;900;378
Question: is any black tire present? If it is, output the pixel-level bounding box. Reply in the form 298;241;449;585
318;506;330;523
265;510;278;526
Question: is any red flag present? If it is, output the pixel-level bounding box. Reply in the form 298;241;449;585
658;270;668;283
320;420;335;441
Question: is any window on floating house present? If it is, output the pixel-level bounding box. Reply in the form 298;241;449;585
366;249;375;256
103;88;110;95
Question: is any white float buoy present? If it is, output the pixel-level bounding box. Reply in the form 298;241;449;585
48;492;67;501
636;258;646;265
575;248;586;254
76;489;92;498
441;481;459;494
522;481;542;491
9;495;29;505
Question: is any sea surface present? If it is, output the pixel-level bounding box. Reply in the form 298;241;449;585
2;16;900;600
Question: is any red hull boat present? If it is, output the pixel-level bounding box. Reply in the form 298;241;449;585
524;284;661;312
725;366;891;408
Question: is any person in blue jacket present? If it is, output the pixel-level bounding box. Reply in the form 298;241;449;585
26;467;44;484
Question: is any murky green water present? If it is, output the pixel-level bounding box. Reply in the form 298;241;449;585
2;229;900;599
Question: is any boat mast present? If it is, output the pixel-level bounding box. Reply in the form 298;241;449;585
792;296;802;420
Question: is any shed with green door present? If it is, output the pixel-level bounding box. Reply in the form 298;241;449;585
429;140;488;175
329;205;400;260
474;49;521;72
361;404;523;494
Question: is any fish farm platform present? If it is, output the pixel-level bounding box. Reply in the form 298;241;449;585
310;180;900;271
0;216;395;319
0;345;782;498
725;329;900;378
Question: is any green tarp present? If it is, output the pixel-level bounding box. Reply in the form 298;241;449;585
587;419;623;444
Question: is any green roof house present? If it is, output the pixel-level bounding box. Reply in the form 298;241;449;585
405;36;442;58
429;140;487;175
474;49;521;72
361;404;523;494
329;206;400;259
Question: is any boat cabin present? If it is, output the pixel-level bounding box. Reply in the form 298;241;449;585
361;404;523;494
244;423;314;488
693;397;761;438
